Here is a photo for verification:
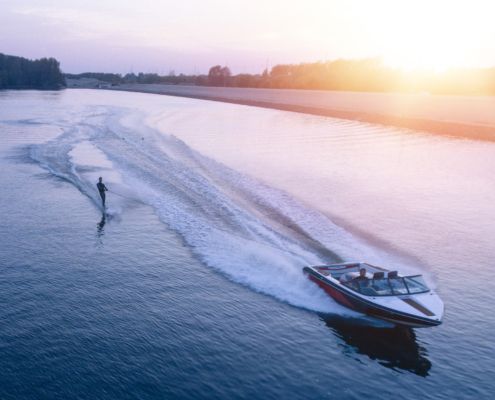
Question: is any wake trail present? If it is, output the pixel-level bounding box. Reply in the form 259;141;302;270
28;105;424;315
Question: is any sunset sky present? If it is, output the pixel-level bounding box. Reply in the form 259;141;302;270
1;0;494;74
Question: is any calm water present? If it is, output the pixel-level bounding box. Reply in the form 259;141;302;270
0;89;494;399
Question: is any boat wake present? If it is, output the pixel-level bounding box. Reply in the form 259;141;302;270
28;105;422;315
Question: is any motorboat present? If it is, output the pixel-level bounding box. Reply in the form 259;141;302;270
303;262;444;327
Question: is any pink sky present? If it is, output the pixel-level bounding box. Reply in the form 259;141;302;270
1;0;494;74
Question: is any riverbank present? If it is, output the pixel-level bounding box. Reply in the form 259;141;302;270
107;83;495;142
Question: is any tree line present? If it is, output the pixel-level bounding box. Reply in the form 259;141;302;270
67;58;495;96
0;53;65;90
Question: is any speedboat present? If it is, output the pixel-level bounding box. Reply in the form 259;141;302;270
303;262;444;328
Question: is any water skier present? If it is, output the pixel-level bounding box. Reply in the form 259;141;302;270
96;177;108;208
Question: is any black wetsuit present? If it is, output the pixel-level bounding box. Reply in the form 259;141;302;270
97;181;108;206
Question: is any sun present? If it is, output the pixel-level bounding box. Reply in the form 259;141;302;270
383;38;463;72
376;0;493;72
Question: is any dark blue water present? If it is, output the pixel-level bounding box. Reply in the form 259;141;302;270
0;90;494;399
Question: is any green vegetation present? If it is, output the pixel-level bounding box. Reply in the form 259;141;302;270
257;59;495;95
0;53;65;90
65;72;122;85
68;58;495;96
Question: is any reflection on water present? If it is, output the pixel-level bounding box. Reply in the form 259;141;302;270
96;213;106;243
321;315;432;377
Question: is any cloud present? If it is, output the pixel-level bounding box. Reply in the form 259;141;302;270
13;5;158;44
14;4;215;50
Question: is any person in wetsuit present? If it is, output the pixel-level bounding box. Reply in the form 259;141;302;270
96;177;108;207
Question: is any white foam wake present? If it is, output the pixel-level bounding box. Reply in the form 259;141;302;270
28;105;424;314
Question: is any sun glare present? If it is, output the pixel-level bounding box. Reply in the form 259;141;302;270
373;0;493;72
383;39;463;72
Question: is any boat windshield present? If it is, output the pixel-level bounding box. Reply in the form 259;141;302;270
404;276;429;294
389;278;408;294
370;278;393;295
342;275;430;296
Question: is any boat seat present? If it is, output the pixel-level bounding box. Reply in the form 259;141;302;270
373;271;385;279
388;271;398;278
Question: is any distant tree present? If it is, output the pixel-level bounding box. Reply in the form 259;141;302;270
123;73;137;83
0;53;65;89
220;66;231;77
135;72;160;84
208;65;231;86
232;73;261;88
58;58;495;95
66;72;122;84
195;75;209;86
208;65;223;86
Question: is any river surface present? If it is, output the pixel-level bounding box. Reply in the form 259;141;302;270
0;89;494;399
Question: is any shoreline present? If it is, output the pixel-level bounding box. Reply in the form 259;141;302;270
103;84;495;142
